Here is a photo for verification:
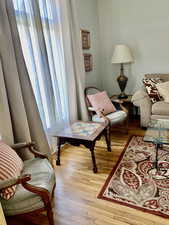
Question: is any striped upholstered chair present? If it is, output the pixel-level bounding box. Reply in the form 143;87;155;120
0;142;55;225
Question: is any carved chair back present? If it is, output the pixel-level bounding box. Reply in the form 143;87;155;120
84;87;101;118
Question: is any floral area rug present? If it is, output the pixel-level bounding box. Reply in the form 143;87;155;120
98;136;169;218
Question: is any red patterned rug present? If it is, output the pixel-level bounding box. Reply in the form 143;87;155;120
98;136;169;218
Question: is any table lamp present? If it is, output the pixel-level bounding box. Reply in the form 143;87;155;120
111;44;134;99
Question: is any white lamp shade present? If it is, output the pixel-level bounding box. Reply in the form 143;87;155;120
111;44;134;64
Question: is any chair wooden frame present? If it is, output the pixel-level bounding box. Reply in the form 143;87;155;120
84;87;129;143
1;142;55;225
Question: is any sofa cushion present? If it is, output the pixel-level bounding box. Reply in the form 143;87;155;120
143;78;163;103
0;158;55;216
152;101;169;116
0;142;23;200
156;81;169;103
87;91;116;115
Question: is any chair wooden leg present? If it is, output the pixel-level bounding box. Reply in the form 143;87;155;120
90;142;98;173
104;126;111;152
125;116;129;134
40;192;55;225
46;203;54;225
56;138;61;165
108;125;111;148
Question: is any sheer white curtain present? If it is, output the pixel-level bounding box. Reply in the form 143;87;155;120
13;0;88;135
13;0;70;133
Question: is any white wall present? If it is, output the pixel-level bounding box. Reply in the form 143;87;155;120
98;0;169;95
76;0;101;88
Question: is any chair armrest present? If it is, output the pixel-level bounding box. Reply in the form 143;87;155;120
0;175;49;202
0;178;18;190
111;99;123;104
0;175;51;205
95;109;110;126
113;101;128;114
21;179;51;198
88;106;110;126
89;106;122;126
88;107;95;112
119;103;128;114
0;175;31;190
111;98;128;114
11;142;30;149
11;142;48;159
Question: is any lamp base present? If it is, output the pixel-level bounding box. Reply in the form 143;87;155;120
118;93;128;99
117;63;128;100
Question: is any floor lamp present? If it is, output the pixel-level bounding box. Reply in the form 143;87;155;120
111;44;134;99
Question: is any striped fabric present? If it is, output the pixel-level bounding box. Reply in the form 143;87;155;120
0;142;23;200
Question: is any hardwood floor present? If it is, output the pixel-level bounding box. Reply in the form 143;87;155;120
6;120;169;225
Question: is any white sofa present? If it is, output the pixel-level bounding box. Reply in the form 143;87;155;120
131;74;169;127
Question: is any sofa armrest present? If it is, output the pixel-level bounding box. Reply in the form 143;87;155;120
132;89;152;127
131;89;150;106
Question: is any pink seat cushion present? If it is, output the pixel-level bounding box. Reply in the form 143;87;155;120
0;142;23;200
87;91;116;115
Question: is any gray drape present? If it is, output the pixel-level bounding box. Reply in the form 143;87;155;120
0;0;50;159
56;0;88;122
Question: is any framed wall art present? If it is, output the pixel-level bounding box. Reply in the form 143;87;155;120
81;30;90;49
84;53;92;72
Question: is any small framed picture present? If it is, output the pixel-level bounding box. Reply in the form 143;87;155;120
81;30;90;49
84;53;92;72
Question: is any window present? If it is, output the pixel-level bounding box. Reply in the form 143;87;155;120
13;0;69;132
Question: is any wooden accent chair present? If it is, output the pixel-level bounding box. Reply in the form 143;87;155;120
84;87;128;143
0;142;55;225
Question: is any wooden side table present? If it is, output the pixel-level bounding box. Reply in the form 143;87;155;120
52;121;111;173
111;94;138;119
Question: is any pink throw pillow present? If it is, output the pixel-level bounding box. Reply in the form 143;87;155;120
87;91;116;115
0;142;23;200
